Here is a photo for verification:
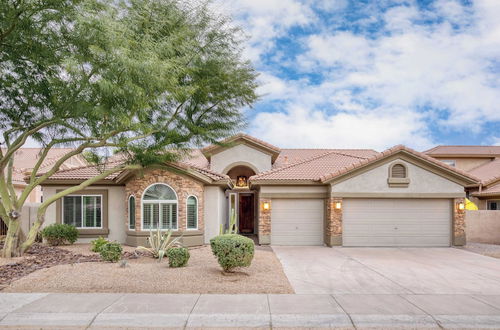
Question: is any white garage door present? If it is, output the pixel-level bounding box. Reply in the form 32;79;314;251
343;199;451;247
271;199;324;245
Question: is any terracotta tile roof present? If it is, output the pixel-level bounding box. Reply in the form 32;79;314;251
319;145;480;183
202;133;281;155
273;149;378;169
4;148;87;184
468;158;500;184
42;162;124;181
424;145;500;156
473;182;500;196
251;150;372;181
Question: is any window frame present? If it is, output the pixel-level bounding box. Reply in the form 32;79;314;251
441;159;456;167
128;195;136;230
141;183;178;231
387;162;410;188
62;194;103;229
186;195;198;230
487;200;500;211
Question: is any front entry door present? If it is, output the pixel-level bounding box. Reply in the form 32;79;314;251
239;194;254;234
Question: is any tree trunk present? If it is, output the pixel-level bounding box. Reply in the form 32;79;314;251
1;217;22;257
20;213;43;255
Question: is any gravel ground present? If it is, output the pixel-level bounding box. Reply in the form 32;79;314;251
57;243;138;256
3;245;293;294
460;242;500;258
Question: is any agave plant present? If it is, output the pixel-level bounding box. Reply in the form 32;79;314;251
137;228;182;261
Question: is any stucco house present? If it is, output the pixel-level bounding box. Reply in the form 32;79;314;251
425;146;500;210
38;134;478;248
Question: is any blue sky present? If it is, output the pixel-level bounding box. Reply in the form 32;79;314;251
216;0;500;151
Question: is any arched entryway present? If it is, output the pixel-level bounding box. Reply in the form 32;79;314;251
224;164;258;235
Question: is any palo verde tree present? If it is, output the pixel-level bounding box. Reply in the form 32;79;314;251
0;0;258;257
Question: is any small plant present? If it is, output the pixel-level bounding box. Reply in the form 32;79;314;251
166;247;190;268
99;242;123;262
41;223;78;246
90;236;109;252
219;209;238;235
136;228;182;262
210;234;254;272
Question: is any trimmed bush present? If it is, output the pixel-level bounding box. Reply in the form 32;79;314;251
166;247;190;268
99;242;123;262
90;237;109;252
210;234;254;272
41;224;78;246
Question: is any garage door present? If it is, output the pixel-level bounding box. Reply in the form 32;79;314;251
343;199;451;247
271;199;324;245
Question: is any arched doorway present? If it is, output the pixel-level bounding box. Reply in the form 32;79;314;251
225;165;257;235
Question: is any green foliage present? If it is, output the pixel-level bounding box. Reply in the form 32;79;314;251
210;234;254;272
41;224;79;246
99;242;122;262
166;247;190;268
90;236;109;252
220;209;238;235
137;228;182;262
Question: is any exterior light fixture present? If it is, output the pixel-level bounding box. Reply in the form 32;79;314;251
262;201;270;211
334;201;342;210
457;202;465;211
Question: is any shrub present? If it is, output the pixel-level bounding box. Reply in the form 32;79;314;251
41;224;78;246
210;234;254;272
166;247;190;268
90;237;109;252
137;228;182;262
99;242;122;262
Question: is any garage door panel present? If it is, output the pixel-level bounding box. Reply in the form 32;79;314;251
343;199;451;247
271;199;324;246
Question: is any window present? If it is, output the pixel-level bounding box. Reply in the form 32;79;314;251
488;200;500;210
441;159;456;167
391;164;407;178
63;195;102;228
187;196;198;230
129;196;136;229
142;184;177;230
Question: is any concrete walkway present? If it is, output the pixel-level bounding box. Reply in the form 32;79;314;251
1;293;500;328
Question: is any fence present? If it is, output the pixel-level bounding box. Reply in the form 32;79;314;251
465;210;500;244
0;203;40;237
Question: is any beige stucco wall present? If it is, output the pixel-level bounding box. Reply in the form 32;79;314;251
331;159;465;196
203;186;227;244
210;144;272;174
260;185;328;198
466;210;500;244
43;185;127;243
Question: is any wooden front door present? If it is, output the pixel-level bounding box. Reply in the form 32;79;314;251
238;194;254;233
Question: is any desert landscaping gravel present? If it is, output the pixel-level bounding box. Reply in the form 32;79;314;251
3;245;293;294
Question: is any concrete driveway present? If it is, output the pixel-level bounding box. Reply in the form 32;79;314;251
273;246;500;294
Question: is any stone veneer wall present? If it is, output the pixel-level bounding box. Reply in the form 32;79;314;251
453;197;466;246
124;169;204;246
325;197;343;246
258;197;271;245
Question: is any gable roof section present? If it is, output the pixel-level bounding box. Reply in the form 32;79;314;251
424;145;500;158
273;148;378;169
202;133;281;162
250;150;373;183
321;145;479;185
468;158;500;185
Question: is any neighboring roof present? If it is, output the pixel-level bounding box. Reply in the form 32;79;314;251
472;182;500;197
251;150;374;182
273;149;378;169
468;158;500;184
424;145;500;157
202;133;281;162
320;145;479;185
4;148;87;185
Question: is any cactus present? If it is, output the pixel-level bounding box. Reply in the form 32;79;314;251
220;208;238;235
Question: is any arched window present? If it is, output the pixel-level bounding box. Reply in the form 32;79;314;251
142;184;178;230
186;196;198;230
391;164;407;178
128;195;136;230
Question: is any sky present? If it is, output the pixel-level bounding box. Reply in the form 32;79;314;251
214;0;500;151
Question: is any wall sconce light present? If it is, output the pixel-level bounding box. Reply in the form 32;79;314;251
262;201;270;211
334;201;342;210
457;202;465;211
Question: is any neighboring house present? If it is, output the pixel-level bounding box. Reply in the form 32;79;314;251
38;134;478;248
425;146;500;210
4;148;87;203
